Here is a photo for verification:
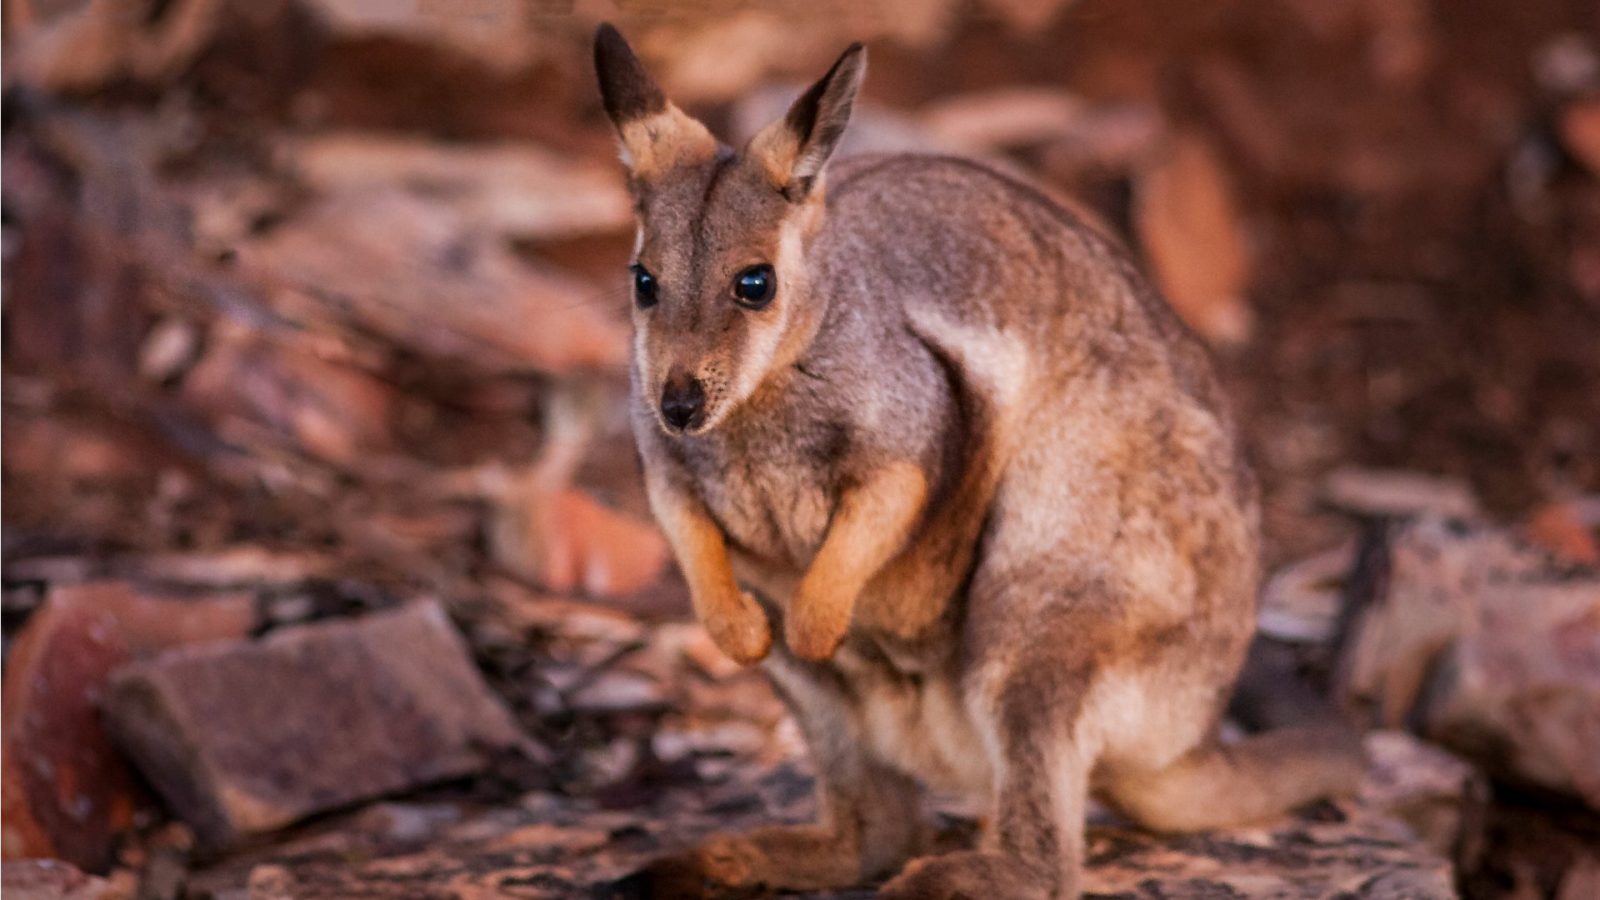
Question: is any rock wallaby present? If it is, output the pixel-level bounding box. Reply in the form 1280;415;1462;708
593;23;1363;899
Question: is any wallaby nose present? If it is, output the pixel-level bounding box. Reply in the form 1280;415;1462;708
660;372;706;431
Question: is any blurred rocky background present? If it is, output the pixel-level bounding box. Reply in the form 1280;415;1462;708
2;0;1598;897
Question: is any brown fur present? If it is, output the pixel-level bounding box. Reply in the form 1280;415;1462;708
593;26;1364;898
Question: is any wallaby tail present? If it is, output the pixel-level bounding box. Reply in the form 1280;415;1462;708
1103;637;1369;833
1093;633;1369;833
1102;723;1366;833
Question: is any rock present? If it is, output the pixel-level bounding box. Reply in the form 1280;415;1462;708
187;729;1463;900
647;8;955;106
181;320;398;467
212;775;1456;899
1258;543;1355;643
1079;803;1456;898
1134;132;1255;346
564;669;668;718
128;548;337;589
1560;98;1600;178
281;133;633;241
2;583;255;870
1424;580;1600;808
236;189;628;376
1321;467;1480;520
239;821;620;899
1339;518;1600;811
2;598;135;871
0;858;131;900
301;0;536;74
136;317;201;383
976;0;1076;32
55;582;256;659
731;85;959;158
5;0;222;93
1360;731;1487;864
102;602;529;848
1533;33;1600;94
919;87;1088;150
1559;855;1600;900
1038;103;1166;179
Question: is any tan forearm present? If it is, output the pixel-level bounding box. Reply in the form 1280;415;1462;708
647;472;773;664
788;460;928;660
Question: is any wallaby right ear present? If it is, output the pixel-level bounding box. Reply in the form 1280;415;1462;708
747;42;866;201
594;23;716;183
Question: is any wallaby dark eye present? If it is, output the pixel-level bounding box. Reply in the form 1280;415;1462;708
732;264;775;309
631;264;658;309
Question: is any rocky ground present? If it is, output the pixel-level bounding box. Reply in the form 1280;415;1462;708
3;1;1599;898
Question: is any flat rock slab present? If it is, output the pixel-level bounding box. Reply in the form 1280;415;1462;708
230;804;1456;899
102;602;526;848
1080;804;1455;898
192;760;1457;899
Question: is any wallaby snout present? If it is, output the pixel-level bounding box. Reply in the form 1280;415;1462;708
660;370;706;432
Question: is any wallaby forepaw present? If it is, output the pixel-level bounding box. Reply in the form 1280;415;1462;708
704;591;773;665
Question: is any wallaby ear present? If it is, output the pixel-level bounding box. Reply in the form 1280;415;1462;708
749;42;867;201
593;23;716;182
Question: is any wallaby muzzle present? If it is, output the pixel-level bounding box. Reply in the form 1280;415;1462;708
660;369;706;432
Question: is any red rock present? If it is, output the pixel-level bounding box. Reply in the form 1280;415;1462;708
1;582;254;871
5;0;221;93
1559;855;1600;900
976;0;1076;32
282;133;633;241
1321;467;1480;520
920;88;1088;151
67;582;257;658
1;597;134;870
234;189;629;378
101;603;528;848
182;322;398;467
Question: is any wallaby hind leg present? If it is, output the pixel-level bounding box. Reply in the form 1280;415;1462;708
1102;723;1366;833
878;677;1090;900
880;587;1121;900
632;651;925;896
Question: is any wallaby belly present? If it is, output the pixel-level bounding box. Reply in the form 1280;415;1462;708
832;647;994;797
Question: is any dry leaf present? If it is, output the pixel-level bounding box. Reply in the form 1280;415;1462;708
492;486;669;599
1134;132;1255;345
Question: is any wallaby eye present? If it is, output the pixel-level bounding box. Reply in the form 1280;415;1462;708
732;264;776;309
631;264;658;309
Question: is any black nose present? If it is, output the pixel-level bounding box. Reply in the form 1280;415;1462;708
660;373;705;431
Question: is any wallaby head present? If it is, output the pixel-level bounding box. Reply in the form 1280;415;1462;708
594;24;865;436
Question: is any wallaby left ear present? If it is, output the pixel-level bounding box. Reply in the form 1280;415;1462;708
749;43;867;201
594;23;717;183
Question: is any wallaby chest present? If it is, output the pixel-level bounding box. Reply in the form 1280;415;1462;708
678;409;851;571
